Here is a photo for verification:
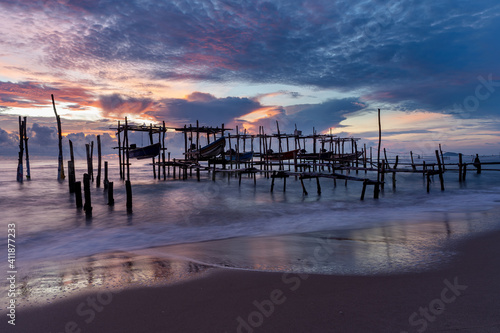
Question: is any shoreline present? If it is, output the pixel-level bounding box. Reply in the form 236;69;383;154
2;228;500;332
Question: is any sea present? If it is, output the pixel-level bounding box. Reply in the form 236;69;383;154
1;154;500;310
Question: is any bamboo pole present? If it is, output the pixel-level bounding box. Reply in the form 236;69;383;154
97;135;102;187
51;94;65;180
23;117;30;180
374;108;381;199
16;116;24;183
117;121;122;180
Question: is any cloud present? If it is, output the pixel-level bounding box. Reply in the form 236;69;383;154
98;94;156;118
147;93;262;126
285;98;367;133
0;80;95;109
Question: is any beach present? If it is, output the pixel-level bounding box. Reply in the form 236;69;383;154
2;159;500;332
2;228;500;332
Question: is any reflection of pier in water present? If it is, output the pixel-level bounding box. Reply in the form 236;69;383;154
8;253;213;310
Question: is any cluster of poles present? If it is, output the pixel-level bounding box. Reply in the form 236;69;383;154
15;100;499;213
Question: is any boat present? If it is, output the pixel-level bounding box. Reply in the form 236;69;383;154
128;142;161;159
264;149;299;160
225;150;254;162
329;151;363;162
298;150;333;160
186;136;226;160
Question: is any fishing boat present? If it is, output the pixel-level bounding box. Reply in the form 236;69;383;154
225;150;254;162
128;142;161;159
330;151;363;162
264;149;299;160
298;150;333;160
186;136;226;160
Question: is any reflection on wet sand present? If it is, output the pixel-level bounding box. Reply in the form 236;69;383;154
2;209;495;312
2;253;213;312
136;210;490;276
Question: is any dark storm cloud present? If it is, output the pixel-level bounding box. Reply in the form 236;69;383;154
285;98;367;133
147;93;261;126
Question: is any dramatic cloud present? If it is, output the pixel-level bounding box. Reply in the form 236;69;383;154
0;81;96;109
148;93;262;126
99;94;156;118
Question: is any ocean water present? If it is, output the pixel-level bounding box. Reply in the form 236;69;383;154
1;155;500;308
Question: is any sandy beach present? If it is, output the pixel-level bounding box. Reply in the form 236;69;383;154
3;225;500;333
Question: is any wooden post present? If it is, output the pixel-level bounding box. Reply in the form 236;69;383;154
392;155;398;189
463;163;467;180
410;151;416;171
360;180;368;200
426;173;431;193
125;117;130;181
97;135;102;188
16;116;24;183
90;141;94;181
374;108;381;199
300;177;308;195
104;161;109;189
23;117;30;180
458;153;463;182
435;150;445;191
439;144;445;171
75;181;83;208
126;180;132;212
68;161;76;193
85;144;92;179
316;177;321;195
380;163;385;190
51;94;65;180
162;121;167;180
108;182;114;206
83;173;92;216
117;121;123;180
271;171;276;192
150;125;156;179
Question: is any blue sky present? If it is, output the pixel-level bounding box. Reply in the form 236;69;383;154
0;0;499;156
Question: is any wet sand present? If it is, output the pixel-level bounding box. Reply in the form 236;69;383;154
2;226;500;333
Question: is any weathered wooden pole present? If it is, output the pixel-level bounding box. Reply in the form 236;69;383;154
108;182;114;206
439;144;445;171
360;180;368;200
300;177;308;195
85;144;92;179
83;173;92;216
435;150;445;191
162;122;167;180
392;155;399;189
51;94;65;181
104;161;109;189
458;153;463;182
125;117;130;181
126;180;132;212
374;108;381;199
410;151;416;171
117;121;123;180
90;141;94;181
68;161;76;193
75;181;83;208
316;177;321;195
97;135;102;187
16;116;24;183
23;117;30;180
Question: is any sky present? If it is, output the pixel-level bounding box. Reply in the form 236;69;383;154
1;0;500;158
